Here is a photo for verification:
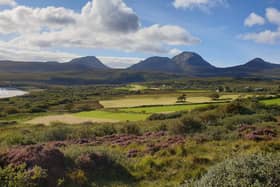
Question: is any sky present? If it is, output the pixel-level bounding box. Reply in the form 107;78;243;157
0;0;279;68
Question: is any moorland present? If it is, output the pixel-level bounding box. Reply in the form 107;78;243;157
0;52;280;187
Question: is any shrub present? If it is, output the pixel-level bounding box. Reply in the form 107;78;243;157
37;126;72;141
120;123;141;135
94;125;117;136
4;106;20;115
222;114;277;130
198;111;220;125
148;112;182;121
222;100;254;115
169;117;204;135
68;169;88;186
184;153;280;187
0;164;47;187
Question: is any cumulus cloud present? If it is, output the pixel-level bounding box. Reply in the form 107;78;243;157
98;56;143;68
169;48;182;56
266;7;280;26
0;0;16;7
240;7;280;44
0;41;79;62
240;29;280;44
173;0;226;9
244;12;265;27
0;0;199;64
0;6;76;34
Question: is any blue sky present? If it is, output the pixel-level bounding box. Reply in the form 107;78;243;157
0;0;279;68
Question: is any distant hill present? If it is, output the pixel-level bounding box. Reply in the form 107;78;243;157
0;56;109;72
0;52;279;80
129;52;280;77
67;56;109;70
172;52;216;75
129;57;181;73
217;58;280;77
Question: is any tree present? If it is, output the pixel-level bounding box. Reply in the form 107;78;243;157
209;93;220;100
177;94;187;103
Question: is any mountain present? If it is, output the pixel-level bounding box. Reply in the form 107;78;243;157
172;52;215;72
0;52;279;80
129;57;181;73
0;56;109;72
234;58;279;71
67;56;109;70
218;58;280;77
129;52;216;76
172;52;216;75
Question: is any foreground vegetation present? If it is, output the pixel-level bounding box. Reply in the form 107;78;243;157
0;79;280;187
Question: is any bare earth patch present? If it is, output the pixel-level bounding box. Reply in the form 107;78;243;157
26;114;118;125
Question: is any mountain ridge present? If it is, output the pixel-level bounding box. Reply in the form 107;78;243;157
0;52;279;78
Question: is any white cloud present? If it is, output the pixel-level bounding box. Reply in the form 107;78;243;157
0;41;79;62
0;0;16;7
240;8;280;44
0;0;199;64
244;12;265;27
0;6;76;34
169;48;182;56
266;7;280;26
173;0;226;9
240;29;280;44
98;56;143;68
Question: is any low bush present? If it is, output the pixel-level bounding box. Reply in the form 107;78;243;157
184;153;280;187
0;164;47;187
148;112;183;121
94;125;117;136
169;117;204;135
120;124;141;135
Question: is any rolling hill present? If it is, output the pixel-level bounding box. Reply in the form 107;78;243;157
0;56;109;72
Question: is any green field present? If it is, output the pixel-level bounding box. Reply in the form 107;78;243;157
75;110;149;121
119;103;215;114
261;98;280;105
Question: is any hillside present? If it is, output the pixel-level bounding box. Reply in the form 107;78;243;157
0;56;109;73
129;57;182;73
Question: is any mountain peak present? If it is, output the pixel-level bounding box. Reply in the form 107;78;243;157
172;51;215;73
174;51;201;60
247;58;266;64
245;58;272;67
70;56;100;63
68;56;108;69
129;56;180;73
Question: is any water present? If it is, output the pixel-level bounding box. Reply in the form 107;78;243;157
0;88;27;99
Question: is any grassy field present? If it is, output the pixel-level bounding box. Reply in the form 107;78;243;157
75;110;149;121
119;103;215;114
261;98;280;105
100;95;230;108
